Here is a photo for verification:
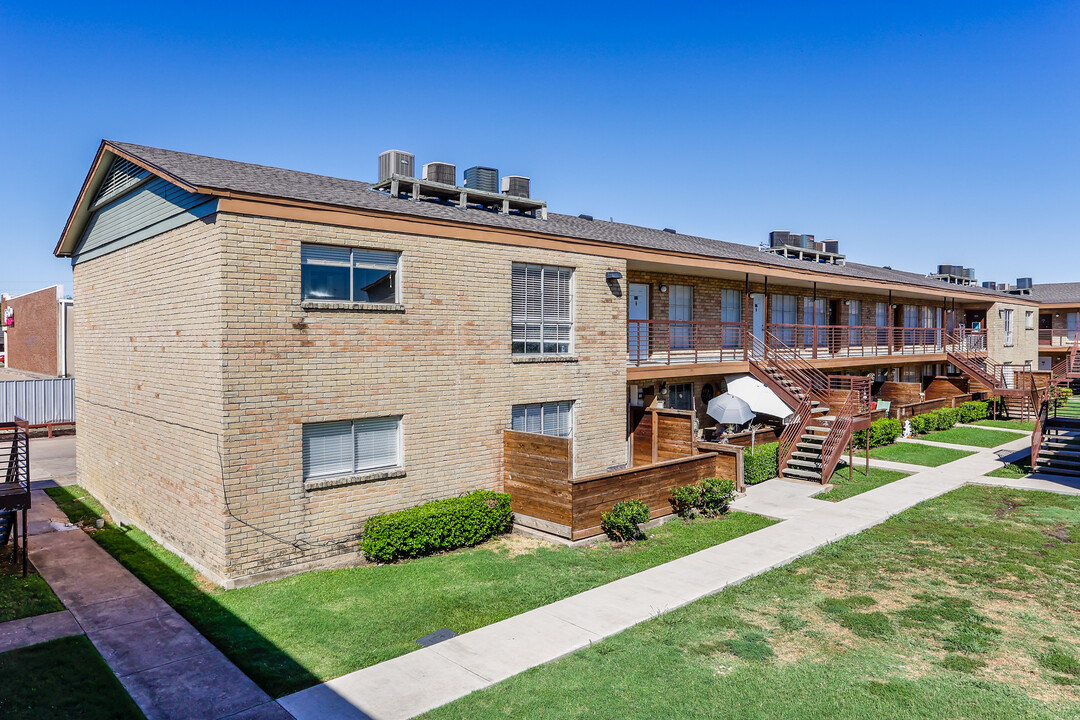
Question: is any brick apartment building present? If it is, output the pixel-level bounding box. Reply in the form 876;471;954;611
55;141;1043;586
0;284;74;377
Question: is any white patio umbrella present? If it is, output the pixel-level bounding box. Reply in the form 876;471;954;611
706;393;756;426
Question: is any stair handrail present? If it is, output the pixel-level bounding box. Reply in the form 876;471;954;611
749;329;831;405
777;396;814;475
819;390;859;484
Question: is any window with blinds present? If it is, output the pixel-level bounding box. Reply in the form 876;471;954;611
511;264;573;355
802;297;826;347
1003;309;1014;347
771;294;797;346
848;300;862;346
720;289;742;348
302;416;402;479
511;401;573;437
301;244;400;303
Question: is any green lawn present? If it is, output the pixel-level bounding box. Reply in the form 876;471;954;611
920;426;1027;449
987;455;1034;479
0;543;64;623
45;485;774;698
869;441;976;467
0;636;145;719
974;419;1037;432
1056;399;1080;420
422;486;1080;720
817;466;911;502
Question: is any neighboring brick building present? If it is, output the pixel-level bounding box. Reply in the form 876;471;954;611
54;140;1045;586
0;285;74;377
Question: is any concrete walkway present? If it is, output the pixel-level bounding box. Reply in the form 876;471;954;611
0;609;82;653
281;434;1074;720
25;490;293;720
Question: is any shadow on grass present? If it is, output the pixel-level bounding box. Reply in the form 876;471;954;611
43;486;320;698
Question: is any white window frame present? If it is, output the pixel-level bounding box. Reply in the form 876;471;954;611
301;244;401;304
1003;308;1015;347
669;285;694;350
511;401;574;437
302;416;403;480
1025;311;1034;331
720;289;742;348
511;263;574;356
848;300;862;345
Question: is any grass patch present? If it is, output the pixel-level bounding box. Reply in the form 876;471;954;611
988;456;1034;479
869;442;976;467
974;419;1037;432
0;636;145;719
45;485;774;698
921;426;1027;448
422;486;1080;720
723;631;775;661
818;466;910;502
0;543;64;623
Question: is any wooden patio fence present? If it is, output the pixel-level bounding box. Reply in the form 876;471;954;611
503;427;744;541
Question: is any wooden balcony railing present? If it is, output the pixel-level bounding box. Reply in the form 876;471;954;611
1039;328;1080;347
628;320;962;367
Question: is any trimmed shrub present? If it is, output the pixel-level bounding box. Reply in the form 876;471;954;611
601;499;651;541
359;490;512;563
669;477;737;518
852;418;902;449
745;442;779;485
669;484;702;518
958;401;989;424
699;477;737;516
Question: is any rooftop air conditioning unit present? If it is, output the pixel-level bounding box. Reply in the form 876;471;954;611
464;166;498;193
1016;277;1033;289
422;162;456;186
824;240;839;254
800;234;815;249
938;264;954;275
964;268;976;279
379;150;415;182
982;281;998;289
501;175;530;198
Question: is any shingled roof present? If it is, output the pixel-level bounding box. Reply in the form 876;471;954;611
1013;283;1080;304
84;141;1025;301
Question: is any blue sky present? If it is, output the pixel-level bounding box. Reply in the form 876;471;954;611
1;1;1077;297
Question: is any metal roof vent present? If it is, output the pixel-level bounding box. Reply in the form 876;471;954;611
464;166;498;193
93;156;150;207
501;175;530;198
379;150;415;182
422;162;456;186
662;228;677;234
578;214;594;221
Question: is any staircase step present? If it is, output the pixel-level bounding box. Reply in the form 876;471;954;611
1037;456;1080;470
796;442;823;451
1034;465;1080;478
782;468;823;481
800;434;825;442
811;406;830;414
791;451;822;460
1038;448;1080;461
788;459;822;469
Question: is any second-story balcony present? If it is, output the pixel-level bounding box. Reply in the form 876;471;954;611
1039;328;1080;348
628;320;957;367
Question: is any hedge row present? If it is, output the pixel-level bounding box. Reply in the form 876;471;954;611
669;477;737;518
851;418;902;449
359;490;512;563
745;442;779;485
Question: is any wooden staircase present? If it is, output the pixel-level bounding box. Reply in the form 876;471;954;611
945;331;1036;418
1031;344;1080;477
747;330;870;483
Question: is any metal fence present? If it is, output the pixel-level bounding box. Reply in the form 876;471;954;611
0;378;75;425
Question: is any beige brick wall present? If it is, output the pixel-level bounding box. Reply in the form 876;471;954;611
72;217;229;580
216;214;628;581
984;301;1039;366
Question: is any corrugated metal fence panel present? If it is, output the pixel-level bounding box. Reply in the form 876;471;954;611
0;378;76;425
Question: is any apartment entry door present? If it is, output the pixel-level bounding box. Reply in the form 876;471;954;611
629;283;650;362
750;293;766;357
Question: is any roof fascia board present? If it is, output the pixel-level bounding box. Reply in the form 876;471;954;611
215;193;1019;304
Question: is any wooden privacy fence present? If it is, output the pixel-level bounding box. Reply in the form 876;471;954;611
629;407;695;466
503;429;744;541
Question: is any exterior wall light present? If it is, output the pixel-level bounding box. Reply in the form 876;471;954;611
660;285;668;293
606;271;623;280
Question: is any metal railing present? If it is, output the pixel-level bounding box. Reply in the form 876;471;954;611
628;320;970;367
1039;328;1080;347
1;418;31;576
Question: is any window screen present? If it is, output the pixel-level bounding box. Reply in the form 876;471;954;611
301;244;400;303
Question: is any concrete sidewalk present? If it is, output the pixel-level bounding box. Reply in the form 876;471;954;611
25;490;292;720
281;435;1066;720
